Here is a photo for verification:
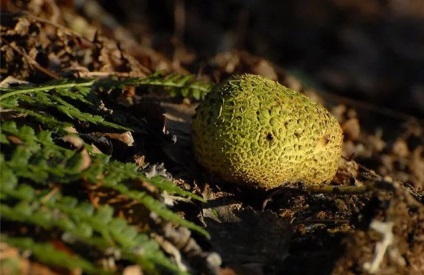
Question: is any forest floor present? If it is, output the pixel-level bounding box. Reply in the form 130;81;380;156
1;1;424;274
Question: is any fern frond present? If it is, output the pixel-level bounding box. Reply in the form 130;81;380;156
0;189;183;274
95;73;214;100
0;121;205;273
1;73;213;273
0;79;129;131
0;79;94;102
143;175;206;202
1;121;207;234
104;181;208;237
1;235;107;274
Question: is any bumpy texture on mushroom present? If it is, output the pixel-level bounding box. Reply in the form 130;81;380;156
192;74;343;190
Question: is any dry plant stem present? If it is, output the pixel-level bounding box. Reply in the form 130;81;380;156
262;164;424;210
356;162;424;205
300;184;368;194
5;40;60;79
262;184;369;210
24;13;90;38
77;71;134;78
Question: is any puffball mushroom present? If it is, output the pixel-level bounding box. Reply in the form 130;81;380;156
192;74;343;190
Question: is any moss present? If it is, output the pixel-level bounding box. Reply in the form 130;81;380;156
192;74;343;189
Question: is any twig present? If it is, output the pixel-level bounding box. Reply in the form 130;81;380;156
5;39;60;79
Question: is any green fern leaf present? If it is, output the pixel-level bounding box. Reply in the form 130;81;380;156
1;73;213;274
1;235;107;274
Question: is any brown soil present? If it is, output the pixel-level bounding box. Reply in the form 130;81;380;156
1;1;424;274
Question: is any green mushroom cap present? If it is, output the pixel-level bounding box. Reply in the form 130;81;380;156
192;74;343;190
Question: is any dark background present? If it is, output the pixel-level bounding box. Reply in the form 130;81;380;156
98;0;424;117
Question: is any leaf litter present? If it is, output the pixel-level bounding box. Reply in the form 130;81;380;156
1;1;424;274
